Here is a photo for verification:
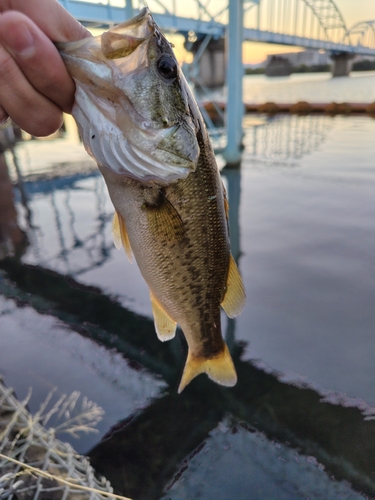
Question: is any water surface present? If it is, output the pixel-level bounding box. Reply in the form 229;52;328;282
207;71;375;104
1;114;375;499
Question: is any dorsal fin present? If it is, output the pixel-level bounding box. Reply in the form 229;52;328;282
150;291;177;342
112;211;133;262
178;343;237;393
221;254;246;318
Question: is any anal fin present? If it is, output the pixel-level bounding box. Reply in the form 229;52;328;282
112;211;133;262
221;254;246;318
150;292;177;342
178;343;237;393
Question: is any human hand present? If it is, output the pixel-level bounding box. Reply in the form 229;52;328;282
0;0;91;136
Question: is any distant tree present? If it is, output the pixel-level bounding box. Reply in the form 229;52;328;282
244;67;265;75
352;59;375;72
244;64;332;76
293;64;331;73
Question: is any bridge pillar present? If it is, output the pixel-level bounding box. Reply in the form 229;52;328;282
222;0;244;167
330;52;354;77
125;0;134;20
188;37;226;88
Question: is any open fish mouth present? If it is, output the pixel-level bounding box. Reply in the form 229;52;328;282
58;7;200;184
57;8;153;58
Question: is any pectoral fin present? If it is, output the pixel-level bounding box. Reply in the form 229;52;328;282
150;292;177;342
221;254;246;318
178;344;237;393
143;193;185;243
112;211;133;262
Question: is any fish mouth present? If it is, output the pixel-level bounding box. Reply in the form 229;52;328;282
101;8;153;59
56;7;154;58
110;7;152;35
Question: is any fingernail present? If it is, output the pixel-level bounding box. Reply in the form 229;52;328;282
5;25;35;57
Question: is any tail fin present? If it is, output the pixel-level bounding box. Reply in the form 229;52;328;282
178;344;237;393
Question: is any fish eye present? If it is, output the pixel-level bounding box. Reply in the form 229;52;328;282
157;55;178;81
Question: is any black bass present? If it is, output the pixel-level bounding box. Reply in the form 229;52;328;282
58;7;245;392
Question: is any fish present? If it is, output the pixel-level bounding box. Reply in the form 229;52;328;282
57;7;246;392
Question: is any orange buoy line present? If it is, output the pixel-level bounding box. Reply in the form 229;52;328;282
202;101;375;116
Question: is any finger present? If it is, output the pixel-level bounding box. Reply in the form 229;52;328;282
0;11;76;112
0;0;90;42
0;45;64;136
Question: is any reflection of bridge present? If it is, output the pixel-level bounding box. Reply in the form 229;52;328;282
243;114;331;162
13;115;331;273
16;171;114;276
58;0;375;164
2;229;375;499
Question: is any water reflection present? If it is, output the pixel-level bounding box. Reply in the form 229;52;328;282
1;257;374;498
242;114;331;163
18;172;115;275
1;115;375;499
0;147;27;259
8;114;333;272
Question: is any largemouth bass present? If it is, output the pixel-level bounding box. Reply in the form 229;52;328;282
58;7;246;392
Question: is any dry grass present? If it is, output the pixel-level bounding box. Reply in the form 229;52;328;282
0;453;131;499
0;381;131;499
